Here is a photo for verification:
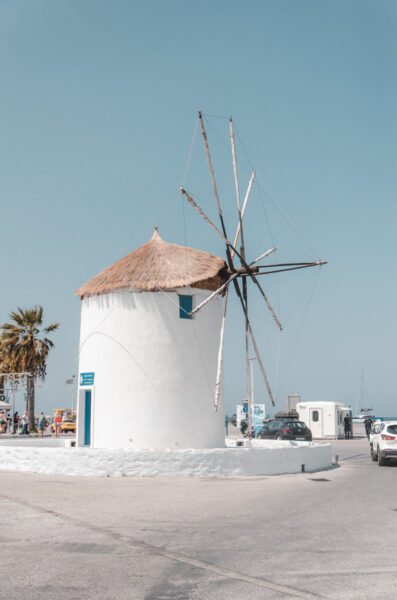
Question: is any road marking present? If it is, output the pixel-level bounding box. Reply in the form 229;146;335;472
0;491;324;599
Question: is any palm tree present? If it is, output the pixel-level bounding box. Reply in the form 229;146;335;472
0;306;59;432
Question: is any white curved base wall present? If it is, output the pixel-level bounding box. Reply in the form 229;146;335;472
0;443;333;477
77;287;225;449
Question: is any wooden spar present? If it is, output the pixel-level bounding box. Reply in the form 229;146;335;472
253;280;283;331
197;112;241;294
229;117;252;437
234;249;283;331
234;282;276;406
232;242;284;331
229;117;245;265
189;251;273;317
250;247;276;266
253;261;328;276
180;188;282;330
190;273;238;316
247;320;275;406
214;290;228;410
221;256;277;407
180;187;248;268
192;132;282;332
231;173;255;260
180;188;226;243
198;112;228;240
241;248;251;436
256;261;327;268
241;171;255;217
229;118;241;211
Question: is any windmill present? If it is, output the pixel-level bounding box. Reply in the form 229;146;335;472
180;111;326;436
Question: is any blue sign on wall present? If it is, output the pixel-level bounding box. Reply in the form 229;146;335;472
80;372;95;386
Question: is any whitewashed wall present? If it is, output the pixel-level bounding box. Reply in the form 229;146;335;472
77;287;225;449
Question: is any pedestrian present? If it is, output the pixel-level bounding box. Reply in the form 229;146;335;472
53;413;62;437
364;416;372;440
13;411;19;434
21;412;29;435
0;413;6;433
344;414;352;440
38;412;46;438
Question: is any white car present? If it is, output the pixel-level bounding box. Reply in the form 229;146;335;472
370;420;397;466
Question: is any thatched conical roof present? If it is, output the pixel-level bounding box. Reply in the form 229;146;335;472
76;229;228;298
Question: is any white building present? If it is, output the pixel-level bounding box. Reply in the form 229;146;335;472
297;401;351;439
75;229;228;449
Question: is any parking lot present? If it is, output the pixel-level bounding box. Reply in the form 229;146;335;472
0;437;396;600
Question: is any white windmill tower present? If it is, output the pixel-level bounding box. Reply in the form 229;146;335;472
180;112;326;435
75;228;229;449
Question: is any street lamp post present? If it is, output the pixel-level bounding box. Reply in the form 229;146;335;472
248;357;256;441
0;373;32;434
65;375;76;412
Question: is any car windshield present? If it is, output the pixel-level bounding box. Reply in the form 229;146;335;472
387;425;397;434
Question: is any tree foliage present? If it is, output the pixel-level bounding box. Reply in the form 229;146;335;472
0;306;59;430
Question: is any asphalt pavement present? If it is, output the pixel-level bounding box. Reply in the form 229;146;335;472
0;437;396;600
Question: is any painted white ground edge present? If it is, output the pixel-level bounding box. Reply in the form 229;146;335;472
0;442;332;477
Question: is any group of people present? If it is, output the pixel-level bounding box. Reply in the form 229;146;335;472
0;411;21;434
0;411;47;436
343;414;373;440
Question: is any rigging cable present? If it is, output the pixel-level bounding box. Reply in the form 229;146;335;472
274;267;322;402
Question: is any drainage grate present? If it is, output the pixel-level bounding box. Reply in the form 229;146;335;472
308;478;331;482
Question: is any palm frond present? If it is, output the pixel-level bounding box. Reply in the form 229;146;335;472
0;306;59;381
44;323;60;333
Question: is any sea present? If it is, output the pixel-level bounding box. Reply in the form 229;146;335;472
353;416;397;421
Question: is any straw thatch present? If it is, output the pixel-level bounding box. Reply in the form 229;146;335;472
76;230;229;298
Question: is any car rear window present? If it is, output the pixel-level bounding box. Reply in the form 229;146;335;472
387;425;397;434
269;422;282;430
289;422;306;430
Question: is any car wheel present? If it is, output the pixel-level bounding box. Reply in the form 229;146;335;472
370;445;377;461
378;449;387;466
275;434;282;440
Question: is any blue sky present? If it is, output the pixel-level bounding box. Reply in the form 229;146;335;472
1;0;396;416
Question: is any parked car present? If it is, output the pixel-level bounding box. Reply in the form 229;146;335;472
51;419;76;434
252;423;266;438
369;420;384;454
274;411;299;421
370;420;397;465
257;420;312;441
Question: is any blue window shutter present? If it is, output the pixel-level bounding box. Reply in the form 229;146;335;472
179;295;193;319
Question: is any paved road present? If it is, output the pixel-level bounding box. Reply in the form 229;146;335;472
0;438;396;600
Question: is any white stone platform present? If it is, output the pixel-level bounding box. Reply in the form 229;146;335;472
0;438;332;477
